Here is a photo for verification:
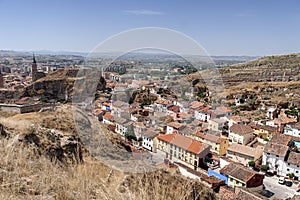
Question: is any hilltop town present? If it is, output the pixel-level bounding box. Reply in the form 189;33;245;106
0;51;299;200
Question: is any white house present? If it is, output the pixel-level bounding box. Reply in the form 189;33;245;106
142;128;159;152
266;120;277;127
266;107;277;120
102;112;114;125
262;134;291;176
282;151;300;178
208;118;226;132
114;116;133;136
284;122;300;138
262;143;288;176
194;107;211;122
229;124;254;145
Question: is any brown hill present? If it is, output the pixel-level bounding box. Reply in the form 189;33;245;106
220;53;300;83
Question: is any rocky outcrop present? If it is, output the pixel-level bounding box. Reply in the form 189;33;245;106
21;69;106;102
20;126;83;165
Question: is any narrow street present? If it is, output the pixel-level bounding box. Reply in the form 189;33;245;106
263;176;298;199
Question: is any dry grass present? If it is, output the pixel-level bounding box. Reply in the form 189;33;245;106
0;106;218;200
0;138;218;200
0;137;123;199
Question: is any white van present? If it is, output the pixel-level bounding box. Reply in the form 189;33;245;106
278;177;285;184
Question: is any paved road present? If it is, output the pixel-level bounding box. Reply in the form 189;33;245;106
263;176;298;199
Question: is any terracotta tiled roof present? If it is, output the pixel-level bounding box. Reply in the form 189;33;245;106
227;143;263;158
264;142;289;157
187;140;207;154
269;134;291;145
177;112;191;118
220;163;257;183
157;133;209;155
171;134;193;149
230;124;253;135
190;101;204;109
103;112;114;121
198;106;211;113
157;133;176;143
195;132;223;144
217;106;233;113
287;151;300;166
167;105;180;113
249;122;278;132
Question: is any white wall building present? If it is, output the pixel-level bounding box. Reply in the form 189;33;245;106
284;122;300;138
229;124;254;145
142;130;158;152
194;109;210;122
282;152;300;178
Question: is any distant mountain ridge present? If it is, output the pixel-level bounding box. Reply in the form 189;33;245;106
0;49;257;61
229;52;300;69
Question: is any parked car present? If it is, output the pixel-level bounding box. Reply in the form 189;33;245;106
265;172;274;177
278;177;285;184
260;190;274;198
285;180;293;187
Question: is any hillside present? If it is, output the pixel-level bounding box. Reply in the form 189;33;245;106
219;53;300;83
0;106;218;200
183;53;300;118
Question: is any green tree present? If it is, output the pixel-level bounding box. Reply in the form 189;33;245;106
288;173;295;179
260;165;269;171
248;161;255;167
125;131;137;142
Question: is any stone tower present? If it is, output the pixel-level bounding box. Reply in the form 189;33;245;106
32;54;37;82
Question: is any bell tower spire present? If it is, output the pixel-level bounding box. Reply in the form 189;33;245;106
32;53;38;82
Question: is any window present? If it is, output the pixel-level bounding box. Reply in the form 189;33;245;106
236;180;239;185
276;155;279;157
242;183;245;187
296;171;299;173
267;153;270;155
230;178;233;182
287;169;290;171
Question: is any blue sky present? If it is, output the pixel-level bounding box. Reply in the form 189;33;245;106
0;0;300;56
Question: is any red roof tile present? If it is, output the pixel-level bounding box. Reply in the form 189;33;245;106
230;124;253;135
157;133;176;143
188;140;206;154
217;106;233;113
